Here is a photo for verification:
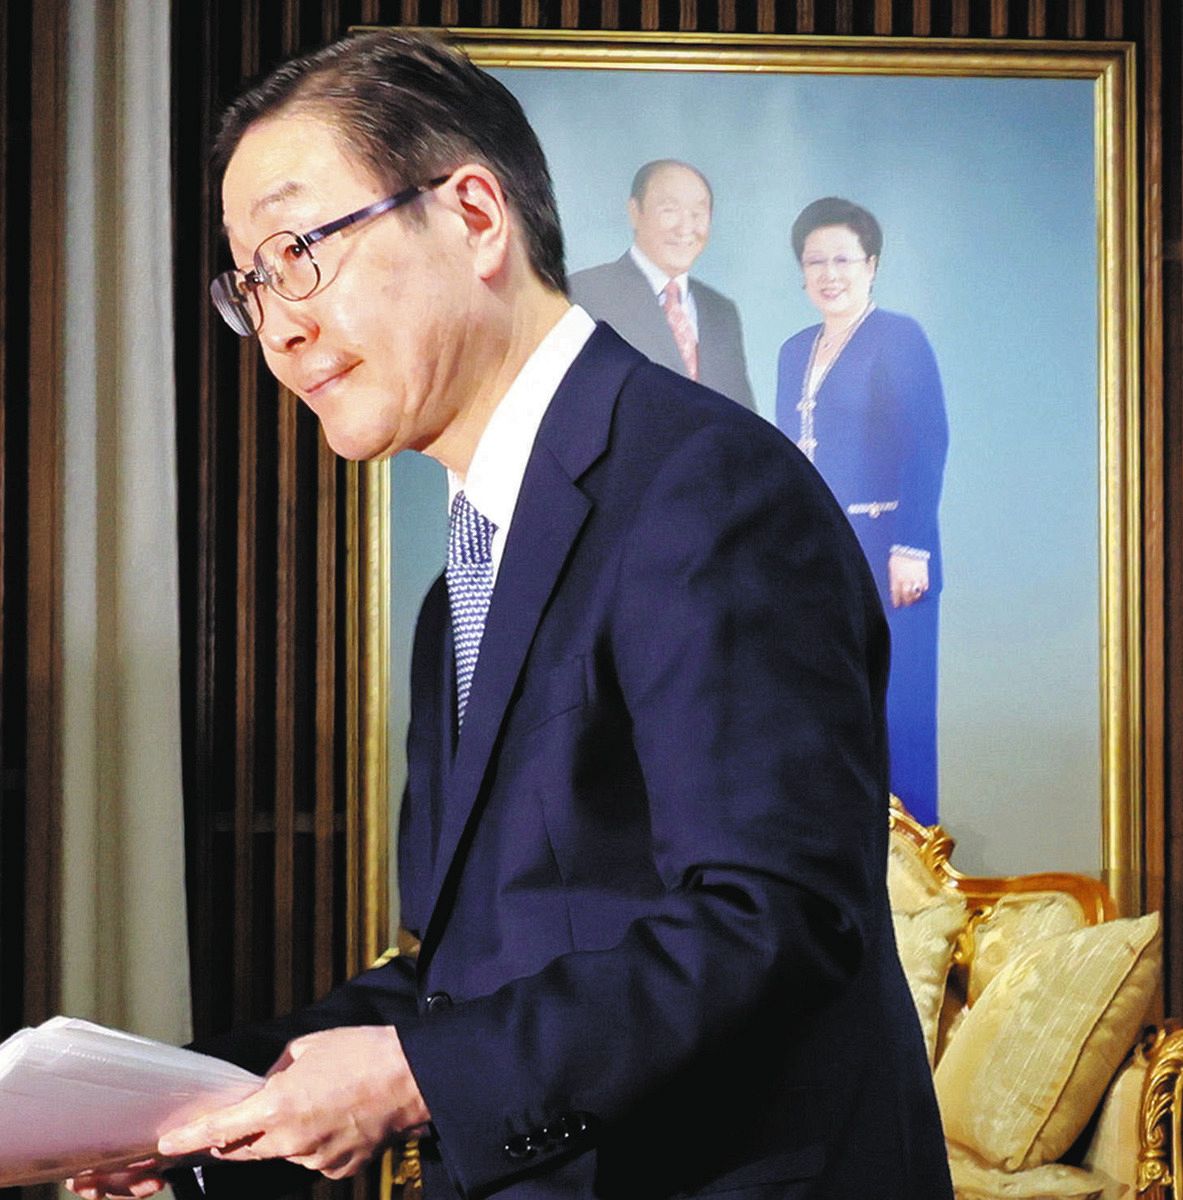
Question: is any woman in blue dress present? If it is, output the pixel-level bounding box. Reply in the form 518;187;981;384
776;197;948;825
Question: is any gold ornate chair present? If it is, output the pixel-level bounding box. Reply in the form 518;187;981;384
889;798;1183;1199
369;931;424;1200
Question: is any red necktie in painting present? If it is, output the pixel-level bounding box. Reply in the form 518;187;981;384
662;280;699;381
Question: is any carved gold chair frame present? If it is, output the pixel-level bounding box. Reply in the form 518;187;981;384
890;799;1181;1199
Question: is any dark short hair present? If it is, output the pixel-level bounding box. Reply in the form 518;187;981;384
212;29;566;293
629;159;714;209
790;197;883;263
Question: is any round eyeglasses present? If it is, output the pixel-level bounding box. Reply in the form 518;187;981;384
801;255;869;274
210;174;451;338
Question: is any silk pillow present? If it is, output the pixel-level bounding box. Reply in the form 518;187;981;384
934;912;1160;1171
945;1141;1110;1200
891;896;967;1065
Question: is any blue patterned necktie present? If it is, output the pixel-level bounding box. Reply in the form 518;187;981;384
446;491;497;725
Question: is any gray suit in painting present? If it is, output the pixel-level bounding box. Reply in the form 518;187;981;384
568;253;755;409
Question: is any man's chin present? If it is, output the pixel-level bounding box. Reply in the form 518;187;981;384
659;247;703;275
319;421;399;462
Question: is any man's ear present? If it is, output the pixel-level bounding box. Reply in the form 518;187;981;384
449;164;510;281
627;196;642;234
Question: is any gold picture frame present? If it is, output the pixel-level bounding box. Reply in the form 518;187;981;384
349;31;1145;964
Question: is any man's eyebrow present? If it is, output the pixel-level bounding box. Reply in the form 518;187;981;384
250;180;306;221
221;180;308;243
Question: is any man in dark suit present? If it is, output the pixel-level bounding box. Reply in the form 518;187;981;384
69;29;951;1200
568;160;756;409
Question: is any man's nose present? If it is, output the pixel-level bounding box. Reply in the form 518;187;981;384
258;289;318;353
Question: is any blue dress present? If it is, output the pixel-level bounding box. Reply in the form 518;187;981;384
776;307;949;823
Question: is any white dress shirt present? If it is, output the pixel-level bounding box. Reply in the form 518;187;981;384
447;304;596;582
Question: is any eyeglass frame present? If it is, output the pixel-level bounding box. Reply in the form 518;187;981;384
800;254;873;274
209;173;452;337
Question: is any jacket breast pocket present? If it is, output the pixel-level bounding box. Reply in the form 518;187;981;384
513;655;589;737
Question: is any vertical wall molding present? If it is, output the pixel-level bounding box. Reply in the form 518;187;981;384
25;0;67;1038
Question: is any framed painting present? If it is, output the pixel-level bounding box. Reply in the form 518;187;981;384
351;31;1144;952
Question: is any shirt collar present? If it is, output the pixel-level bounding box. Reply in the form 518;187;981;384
629;244;690;304
448;304;596;538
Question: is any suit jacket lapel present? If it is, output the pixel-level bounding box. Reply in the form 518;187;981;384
688;280;715;379
421;325;641;943
617;254;683;374
435;611;457;849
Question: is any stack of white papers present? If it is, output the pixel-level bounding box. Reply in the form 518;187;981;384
0;1016;262;1186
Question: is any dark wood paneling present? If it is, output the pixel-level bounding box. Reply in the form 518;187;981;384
25;0;67;1038
1158;0;1183;1019
1;0;9;1061
17;6;69;1198
1140;0;1166;946
0;0;31;1067
1;0;7;772
173;2;366;1195
315;441;339;1001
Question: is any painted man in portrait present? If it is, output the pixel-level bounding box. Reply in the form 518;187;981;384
568;159;755;408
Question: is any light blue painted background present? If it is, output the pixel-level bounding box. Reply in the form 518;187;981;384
390;68;1100;879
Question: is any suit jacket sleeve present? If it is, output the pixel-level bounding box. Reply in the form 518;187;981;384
397;414;888;1197
879;316;948;564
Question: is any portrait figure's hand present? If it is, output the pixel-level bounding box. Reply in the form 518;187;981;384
888;553;929;609
157;1026;430;1181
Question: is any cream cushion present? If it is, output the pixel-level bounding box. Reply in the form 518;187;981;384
934;912;1160;1170
1081;1052;1149;1196
887;832;946;914
968;892;1089;1004
946;1142;1110;1200
892;896;968;1064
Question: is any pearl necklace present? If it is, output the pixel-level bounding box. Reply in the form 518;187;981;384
796;302;876;464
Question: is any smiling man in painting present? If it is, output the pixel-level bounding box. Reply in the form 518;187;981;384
68;27;951;1200
568;159;756;409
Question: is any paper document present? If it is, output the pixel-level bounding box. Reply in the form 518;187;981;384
0;1015;262;1186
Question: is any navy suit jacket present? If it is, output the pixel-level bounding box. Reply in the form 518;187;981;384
187;325;951;1200
568;255;755;410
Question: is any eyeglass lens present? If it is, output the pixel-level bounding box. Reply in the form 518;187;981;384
209;274;262;338
802;256;867;272
255;233;321;302
208;232;320;338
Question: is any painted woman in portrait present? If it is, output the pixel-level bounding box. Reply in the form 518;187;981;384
776;197;949;825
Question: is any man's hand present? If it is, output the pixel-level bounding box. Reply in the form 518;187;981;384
888;553;929;609
157;1026;430;1181
66;1159;170;1198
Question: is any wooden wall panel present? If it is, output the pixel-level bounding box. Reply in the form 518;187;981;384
1;0;7;787
169;3;1180;1198
2;5;69;1198
24;0;67;1047
1157;0;1183;1031
0;0;32;1067
1;0;12;1065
